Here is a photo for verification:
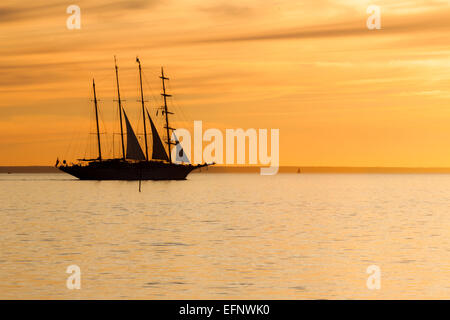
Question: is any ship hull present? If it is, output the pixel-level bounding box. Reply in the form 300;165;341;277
58;160;204;180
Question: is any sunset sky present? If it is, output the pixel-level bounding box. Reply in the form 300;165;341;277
1;0;450;166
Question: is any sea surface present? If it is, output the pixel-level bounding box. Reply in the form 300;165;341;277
0;173;449;299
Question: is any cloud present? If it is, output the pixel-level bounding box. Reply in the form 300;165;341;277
0;3;60;23
199;3;254;18
179;8;450;45
0;6;20;21
0;0;164;24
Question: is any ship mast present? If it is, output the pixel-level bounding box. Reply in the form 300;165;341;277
160;67;173;163
114;56;126;160
92;79;102;161
137;57;149;161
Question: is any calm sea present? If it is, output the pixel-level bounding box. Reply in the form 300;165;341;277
0;173;449;299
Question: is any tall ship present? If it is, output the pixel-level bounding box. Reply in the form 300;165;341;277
58;57;210;180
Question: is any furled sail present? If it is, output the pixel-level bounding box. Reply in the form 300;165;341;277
123;110;146;160
146;109;169;161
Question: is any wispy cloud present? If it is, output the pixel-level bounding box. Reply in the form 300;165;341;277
1;0;450;165
0;0;164;24
181;8;450;45
199;3;254;18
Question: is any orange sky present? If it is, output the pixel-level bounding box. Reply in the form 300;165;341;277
1;0;450;166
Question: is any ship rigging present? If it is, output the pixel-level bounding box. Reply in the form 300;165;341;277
57;57;210;180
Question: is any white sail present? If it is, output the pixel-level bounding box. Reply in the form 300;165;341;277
172;132;190;163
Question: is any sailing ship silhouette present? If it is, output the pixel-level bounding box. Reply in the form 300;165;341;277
58;57;211;180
